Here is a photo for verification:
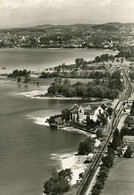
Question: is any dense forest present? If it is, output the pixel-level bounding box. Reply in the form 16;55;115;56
47;70;123;99
116;46;134;61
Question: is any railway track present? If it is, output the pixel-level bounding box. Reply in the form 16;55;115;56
76;68;132;195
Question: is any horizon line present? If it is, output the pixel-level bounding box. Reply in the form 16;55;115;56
1;21;134;30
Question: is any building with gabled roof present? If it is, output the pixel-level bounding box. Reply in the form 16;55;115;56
94;103;108;118
70;104;79;122
100;103;107;110
70;102;108;124
78;103;96;123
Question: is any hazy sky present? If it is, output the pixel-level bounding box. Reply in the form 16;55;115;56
0;0;134;28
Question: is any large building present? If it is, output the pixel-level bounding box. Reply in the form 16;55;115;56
70;102;108;124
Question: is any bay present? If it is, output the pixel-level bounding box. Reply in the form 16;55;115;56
0;80;87;195
0;48;116;195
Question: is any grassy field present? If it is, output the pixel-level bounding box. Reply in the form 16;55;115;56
67;78;94;84
18;76;94;86
101;157;134;195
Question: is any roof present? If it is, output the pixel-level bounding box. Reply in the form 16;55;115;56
84;110;95;115
81;103;92;111
100;103;107;110
70;104;79;113
123;136;134;142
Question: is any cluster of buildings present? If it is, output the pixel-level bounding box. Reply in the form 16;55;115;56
49;102;111;130
1;23;134;49
0;32;115;49
70;102;109;124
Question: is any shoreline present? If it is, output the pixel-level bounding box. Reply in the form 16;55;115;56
28;114;92;185
29;114;102;186
28;114;93;136
17;89;113;103
0;47;117;75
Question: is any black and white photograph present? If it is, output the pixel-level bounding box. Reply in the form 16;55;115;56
0;0;134;195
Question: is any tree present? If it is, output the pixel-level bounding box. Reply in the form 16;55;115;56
116;58;120;62
108;147;115;159
97;169;108;180
61;109;70;122
78;137;95;155
91;186;101;195
120;126;130;140
86;116;96;129
109;70;123;91
12;69;19;78
75;58;84;66
79;172;84;180
124;146;133;158
121;58;124;63
95;180;104;190
95;56;101;63
47;85;56;94
112;128;121;150
63;79;71;86
102;154;113;168
44;169;72;195
96;129;103;138
17;77;21;83
130;101;134;116
44;176;70;195
54;77;62;85
58;169;72;182
100;165;109;173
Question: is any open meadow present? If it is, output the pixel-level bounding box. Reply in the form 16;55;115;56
102;157;134;195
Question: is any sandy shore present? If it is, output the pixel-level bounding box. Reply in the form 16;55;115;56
61;126;92;136
27;115;49;127
51;152;94;185
18;90;114;103
18;90;47;98
28;114;101;185
18;90;83;100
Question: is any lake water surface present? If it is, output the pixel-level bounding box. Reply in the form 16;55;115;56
0;48;116;195
0;48;116;74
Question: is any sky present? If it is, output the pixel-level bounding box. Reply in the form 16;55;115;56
0;0;134;28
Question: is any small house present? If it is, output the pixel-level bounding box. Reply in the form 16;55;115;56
123;136;134;147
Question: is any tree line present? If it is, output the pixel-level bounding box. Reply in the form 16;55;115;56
40;69;108;79
116;46;134;61
8;69;31;78
44;169;72;195
47;70;123;99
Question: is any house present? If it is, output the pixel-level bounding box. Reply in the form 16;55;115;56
123;136;134;147
94;103;107;116
78;103;95;123
70;104;79;122
93;103;108;120
70;102;108;124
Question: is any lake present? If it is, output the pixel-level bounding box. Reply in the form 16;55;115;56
0;48;116;74
0;48;116;195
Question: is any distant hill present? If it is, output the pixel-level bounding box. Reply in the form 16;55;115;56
0;22;128;32
0;22;134;36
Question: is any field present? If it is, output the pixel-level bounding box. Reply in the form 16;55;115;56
101;157;134;195
23;77;94;86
